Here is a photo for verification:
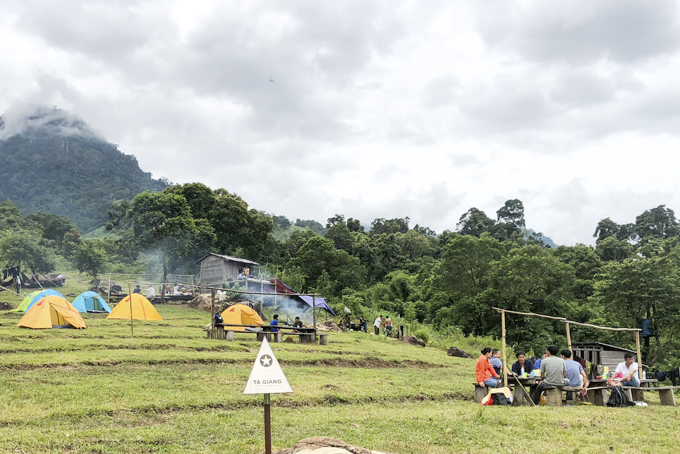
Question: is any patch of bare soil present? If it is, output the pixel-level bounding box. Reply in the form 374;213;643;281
399;335;426;347
0;302;14;310
275;437;395;454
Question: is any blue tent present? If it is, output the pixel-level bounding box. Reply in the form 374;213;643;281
24;289;64;312
268;279;335;315
71;291;111;313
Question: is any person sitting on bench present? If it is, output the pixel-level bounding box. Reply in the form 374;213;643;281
476;347;501;388
489;349;503;376
292;316;305;332
532;345;568;404
511;351;533;377
607;353;640;387
269;314;279;333
561;349;589;389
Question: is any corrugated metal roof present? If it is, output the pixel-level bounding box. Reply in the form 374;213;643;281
572;342;636;353
194;253;260;266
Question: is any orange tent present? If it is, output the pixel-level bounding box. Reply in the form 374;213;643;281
220;304;264;331
107;294;163;321
17;295;87;329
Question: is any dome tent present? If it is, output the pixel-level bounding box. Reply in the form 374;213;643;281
10;291;42;312
71;291;111;313
220;304;264;331
15;289;64;313
107;294;162;321
17;295;87;329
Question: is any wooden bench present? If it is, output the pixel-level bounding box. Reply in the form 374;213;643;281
210;324;321;344
587;386;679;406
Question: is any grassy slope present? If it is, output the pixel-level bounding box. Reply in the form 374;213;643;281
1;302;679;453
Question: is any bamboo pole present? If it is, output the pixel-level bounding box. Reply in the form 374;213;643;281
211;288;216;338
566;320;641;332
501;309;508;388
313;296;317;332
492;307;567;322
107;274;112;305
0;283;20;296
566;322;572;353
128;284;134;338
635;331;643;380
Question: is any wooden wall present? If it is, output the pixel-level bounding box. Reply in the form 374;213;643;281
199;256;249;287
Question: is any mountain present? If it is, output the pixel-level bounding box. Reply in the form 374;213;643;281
0;107;168;232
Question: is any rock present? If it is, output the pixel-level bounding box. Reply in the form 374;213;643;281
446;347;472;358
400;335;426;347
274;437;395;454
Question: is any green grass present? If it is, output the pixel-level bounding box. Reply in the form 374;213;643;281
1;304;679;453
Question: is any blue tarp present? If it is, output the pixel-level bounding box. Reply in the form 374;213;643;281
71;291;111;313
299;295;335;316
24;289;64;312
269;279;335;315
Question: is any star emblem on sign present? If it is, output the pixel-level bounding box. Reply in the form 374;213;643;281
260;354;273;367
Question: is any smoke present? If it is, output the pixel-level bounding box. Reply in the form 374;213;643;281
0;105;103;141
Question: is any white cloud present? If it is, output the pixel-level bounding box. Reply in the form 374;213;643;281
2;0;680;244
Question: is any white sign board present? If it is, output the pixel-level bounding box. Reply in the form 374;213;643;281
243;337;293;394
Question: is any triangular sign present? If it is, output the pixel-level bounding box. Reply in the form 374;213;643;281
243;337;293;394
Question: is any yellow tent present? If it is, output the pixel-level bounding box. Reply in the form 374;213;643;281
17;295;87;329
107;293;163;321
220;304;264;331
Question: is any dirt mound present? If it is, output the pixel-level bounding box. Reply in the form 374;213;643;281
188;293;228;311
446;346;472;358
0;302;13;310
275;437;395;454
316;320;341;332
400;335;426;347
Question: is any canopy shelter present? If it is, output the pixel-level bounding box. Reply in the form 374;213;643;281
493;307;642;388
267;279;335;315
71;291;111;313
13;289;64;313
107;294;163;321
220;304;265;331
17;295;86;329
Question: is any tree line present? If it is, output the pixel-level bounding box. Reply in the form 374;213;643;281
2;184;679;367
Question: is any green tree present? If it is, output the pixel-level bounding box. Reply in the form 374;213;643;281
438;235;504;296
126;191;209;283
0;230;56;275
71;240;108;279
456;208;495;237
26;213;77;251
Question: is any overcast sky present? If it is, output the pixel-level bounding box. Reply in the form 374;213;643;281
2;0;680;245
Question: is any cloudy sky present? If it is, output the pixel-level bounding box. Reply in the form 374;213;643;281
2;0;680;245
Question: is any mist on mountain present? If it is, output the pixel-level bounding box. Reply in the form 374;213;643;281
0;106;168;232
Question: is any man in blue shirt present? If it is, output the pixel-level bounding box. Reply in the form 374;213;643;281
561;350;589;389
269;314;279;333
489;349;503;376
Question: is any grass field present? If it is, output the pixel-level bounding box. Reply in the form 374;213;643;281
1;296;679;453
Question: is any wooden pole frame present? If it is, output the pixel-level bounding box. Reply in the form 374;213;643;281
501;310;508;387
128;284;134;338
493;307;643;375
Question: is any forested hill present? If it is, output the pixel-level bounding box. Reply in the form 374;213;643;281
0;107;168;231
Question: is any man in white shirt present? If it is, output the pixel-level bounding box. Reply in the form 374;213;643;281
607;353;640;387
373;316;383;335
147;285;156;298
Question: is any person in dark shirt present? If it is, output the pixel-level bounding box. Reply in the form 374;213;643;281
358;316;367;333
511;351;534;377
132;285;142;294
292;316;305;332
269;314;279;333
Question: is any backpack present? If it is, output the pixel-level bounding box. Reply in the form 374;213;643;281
607;386;635;407
492;393;511;406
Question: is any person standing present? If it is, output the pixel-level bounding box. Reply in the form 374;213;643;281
476;347;501;388
358;316;367;333
532;345;568;404
384;316;393;336
373;315;383;335
15;274;21;294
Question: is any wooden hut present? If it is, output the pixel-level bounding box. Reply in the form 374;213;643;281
572;342;636;372
195;253;259;288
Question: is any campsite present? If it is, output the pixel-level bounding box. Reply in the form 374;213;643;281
1;280;680;453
